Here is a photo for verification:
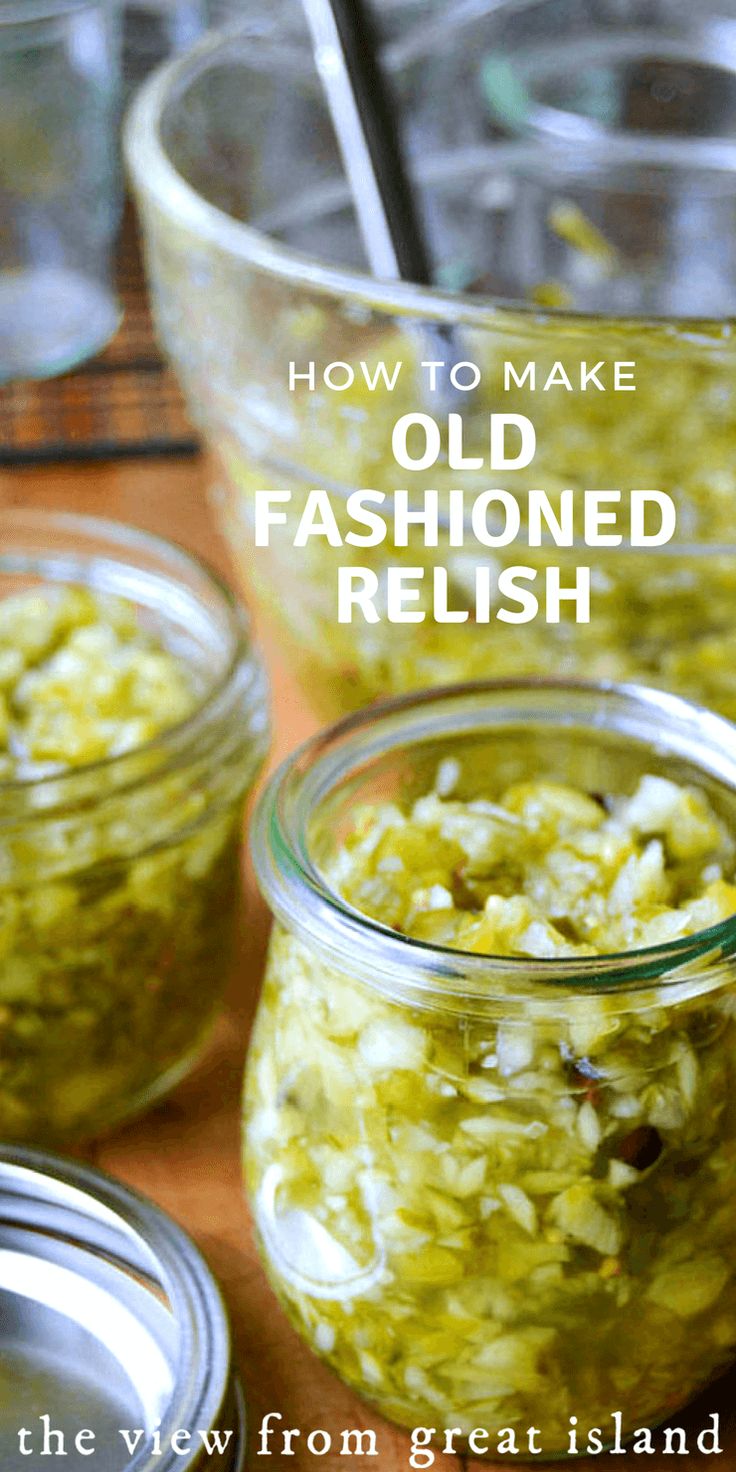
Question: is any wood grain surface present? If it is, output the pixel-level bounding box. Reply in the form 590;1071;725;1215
1;454;734;1472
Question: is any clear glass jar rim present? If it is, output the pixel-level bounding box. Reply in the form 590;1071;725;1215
124;22;736;333
0;509;267;823
0;1;111;20
251;677;736;1001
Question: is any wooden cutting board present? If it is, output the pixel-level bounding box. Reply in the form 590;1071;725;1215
0;454;732;1471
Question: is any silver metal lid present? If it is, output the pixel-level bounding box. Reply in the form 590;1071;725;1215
0;1149;246;1472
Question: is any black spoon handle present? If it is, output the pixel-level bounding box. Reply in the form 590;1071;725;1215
301;0;434;285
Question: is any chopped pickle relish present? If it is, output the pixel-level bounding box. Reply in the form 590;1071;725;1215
0;583;259;1145
245;763;736;1452
334;770;736;957
0;585;196;778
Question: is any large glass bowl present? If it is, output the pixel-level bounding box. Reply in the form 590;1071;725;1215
126;0;736;720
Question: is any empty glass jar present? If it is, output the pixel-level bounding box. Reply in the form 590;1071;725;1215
0;0;123;382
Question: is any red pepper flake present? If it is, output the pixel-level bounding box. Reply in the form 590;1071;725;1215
571;1064;601;1108
451;864;477;910
615;1125;663;1171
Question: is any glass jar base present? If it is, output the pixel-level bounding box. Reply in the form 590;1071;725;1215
0;267;121;383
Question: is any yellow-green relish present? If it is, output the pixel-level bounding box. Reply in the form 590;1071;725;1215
0;585;252;1144
335;771;736;956
246;765;736;1451
0;586;195;778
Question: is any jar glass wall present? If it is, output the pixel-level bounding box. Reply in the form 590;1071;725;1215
127;2;736;721
0;510;268;1146
246;681;736;1452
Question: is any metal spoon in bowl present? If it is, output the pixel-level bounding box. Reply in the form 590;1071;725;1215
300;0;471;409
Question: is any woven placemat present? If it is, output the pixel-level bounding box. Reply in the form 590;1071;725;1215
0;208;199;466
